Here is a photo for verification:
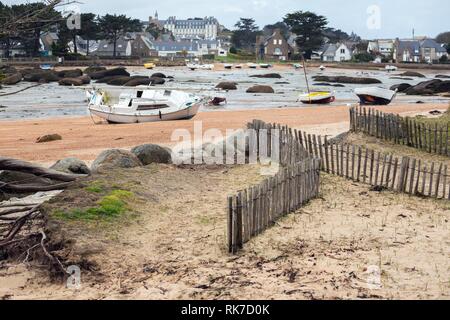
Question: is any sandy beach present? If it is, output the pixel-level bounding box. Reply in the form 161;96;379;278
0;103;446;164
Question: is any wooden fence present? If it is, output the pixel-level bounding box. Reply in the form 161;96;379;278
227;158;321;253
350;106;450;156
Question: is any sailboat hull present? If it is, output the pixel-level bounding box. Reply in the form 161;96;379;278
356;95;392;105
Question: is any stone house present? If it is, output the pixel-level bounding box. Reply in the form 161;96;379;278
256;29;292;61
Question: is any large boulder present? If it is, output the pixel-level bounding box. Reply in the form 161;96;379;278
0;65;17;75
398;71;425;78
151;72;167;78
79;75;91;85
435;74;450;79
434;81;450;93
89;67;130;80
312;75;381;84
107;76;132;86
57;69;83;78
23;70;60;82
59;77;84;86
124;77;151;86
246;85;275;93
83;66;107;75
131;144;172;165
405;79;446;95
91;149;142;172
1;73;22;85
390;83;412;92
50;157;90;175
95;75;122;83
249;73;282;79
216;82;237;90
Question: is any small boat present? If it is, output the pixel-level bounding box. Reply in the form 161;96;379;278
40;64;54;70
187;63;214;71
87;89;203;124
259;63;271;69
354;87;397;105
298;91;335;104
319;65;326;71
224;64;233;69
144;62;156;69
247;63;258;69
235;64;242;69
385;65;398;72
293;63;303;69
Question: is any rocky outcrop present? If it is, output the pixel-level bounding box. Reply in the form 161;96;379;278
22;69;60;83
149;77;165;85
390;83;412;92
57;69;83;78
124;77;151;86
36;134;62;143
313;82;345;87
405;79;450;95
312;75;382;84
435;74;450;79
250;73;282;79
216;82;238;90
0;65;17;75
398;71;425;78
89;67;130;80
59;75;91;86
91;149;142;172
246;85;275;93
151;72;167;78
50;157;90;175
83;66;107;75
131;144;172;165
106;76;133;86
1;73;22;85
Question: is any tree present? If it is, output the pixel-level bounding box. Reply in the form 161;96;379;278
263;22;289;39
284;11;328;59
98;14;142;57
231;18;260;51
436;32;450;44
323;27;350;43
146;22;162;40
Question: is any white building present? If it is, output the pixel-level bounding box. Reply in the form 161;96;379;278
367;39;395;57
150;13;219;40
321;43;352;62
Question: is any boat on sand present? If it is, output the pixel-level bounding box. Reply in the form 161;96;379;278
298;91;335;104
87;89;203;124
354;87;397;105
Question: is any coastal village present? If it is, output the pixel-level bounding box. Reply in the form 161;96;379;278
0;1;449;301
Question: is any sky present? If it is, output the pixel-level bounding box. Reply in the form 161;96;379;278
5;0;450;39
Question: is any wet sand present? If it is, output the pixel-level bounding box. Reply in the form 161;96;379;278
0;103;445;165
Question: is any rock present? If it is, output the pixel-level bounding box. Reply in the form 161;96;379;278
429;110;442;115
36;134;62;143
57;69;83;78
50;157;90;175
131;144;172;165
149;77;165;85
23;70;60;82
405;79;447;95
58;77;84;86
0;65;17;75
124;77;151;86
89;67;130;80
313;82;345;87
390;83;412;92
79;75;91;84
246;85;275;93
106;76;132;86
0;170;53;186
275;81;290;85
398;71;425;78
250;73;282;79
83;66;107;75
91;149;142;172
216;82;237;90
95;75;122;83
151;72;167;78
435;74;450;79
1;73;22;85
312;75;381;84
390;77;413;80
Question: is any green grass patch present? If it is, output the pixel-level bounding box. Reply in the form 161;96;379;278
85;181;105;193
52;189;134;222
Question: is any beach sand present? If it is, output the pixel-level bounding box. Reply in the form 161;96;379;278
0;103;446;165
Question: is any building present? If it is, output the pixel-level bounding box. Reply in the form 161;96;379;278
393;38;448;63
256;29;292;61
419;39;448;63
367;39;395;57
40;32;59;56
150;13;220;40
131;34;157;57
151;40;200;57
95;38;132;57
320;42;352;62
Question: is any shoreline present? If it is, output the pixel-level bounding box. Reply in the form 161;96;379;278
0;103;446;165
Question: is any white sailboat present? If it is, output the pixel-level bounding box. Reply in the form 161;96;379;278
87;89;203;124
187;63;215;71
354;87;398;105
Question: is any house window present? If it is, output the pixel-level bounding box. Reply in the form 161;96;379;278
279;39;282;45
273;39;277;45
274;48;282;55
340;49;345;54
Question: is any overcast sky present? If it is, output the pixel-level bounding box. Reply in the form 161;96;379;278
5;0;450;39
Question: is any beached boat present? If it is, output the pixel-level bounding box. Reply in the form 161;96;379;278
247;63;258;69
224;63;233;69
235;64;242;69
144;62;156;69
187;63;214;71
298;91;335;104
40;64;54;70
319;65;326;71
354;87;397;105
259;63;271;69
385;65;398;71
293;63;303;69
87;89;203;124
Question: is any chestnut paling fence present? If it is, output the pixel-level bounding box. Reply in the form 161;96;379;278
227;118;450;254
350;106;450;157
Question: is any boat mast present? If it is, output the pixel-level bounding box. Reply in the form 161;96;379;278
301;52;311;102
